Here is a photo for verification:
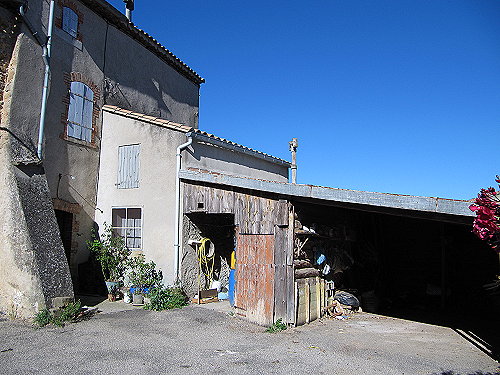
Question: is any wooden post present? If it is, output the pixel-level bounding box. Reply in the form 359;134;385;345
305;281;310;324
316;277;320;319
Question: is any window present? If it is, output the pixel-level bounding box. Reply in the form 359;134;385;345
67;81;93;142
112;208;142;250
117;144;140;189
62;7;78;38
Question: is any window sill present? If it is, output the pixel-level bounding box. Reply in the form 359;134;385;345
54;27;83;51
60;133;97;149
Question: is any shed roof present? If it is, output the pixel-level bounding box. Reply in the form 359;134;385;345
179;169;474;221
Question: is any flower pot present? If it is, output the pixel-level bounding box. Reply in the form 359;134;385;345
132;294;144;305
108;293;117;302
105;281;120;294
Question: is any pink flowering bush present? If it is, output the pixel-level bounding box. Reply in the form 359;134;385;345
469;175;500;251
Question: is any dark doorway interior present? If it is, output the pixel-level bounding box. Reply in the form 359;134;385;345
183;213;235;298
55;209;73;262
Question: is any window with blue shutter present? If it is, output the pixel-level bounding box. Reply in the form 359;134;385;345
117;144;140;189
67;81;94;142
62;7;78;38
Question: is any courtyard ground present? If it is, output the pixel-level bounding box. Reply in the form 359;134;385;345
0;300;498;375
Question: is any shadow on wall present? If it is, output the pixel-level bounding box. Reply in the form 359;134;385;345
101;25;198;123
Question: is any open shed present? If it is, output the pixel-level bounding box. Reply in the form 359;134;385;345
179;170;499;336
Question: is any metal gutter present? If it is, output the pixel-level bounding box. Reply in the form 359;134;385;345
188;132;292;168
178;169;474;218
173;136;193;283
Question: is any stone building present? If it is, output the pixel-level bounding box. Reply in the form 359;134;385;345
0;0;204;317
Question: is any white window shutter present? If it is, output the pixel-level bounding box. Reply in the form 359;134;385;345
117;144;140;189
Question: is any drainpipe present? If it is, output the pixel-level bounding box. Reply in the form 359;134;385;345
20;1;55;160
173;133;193;284
289;138;298;183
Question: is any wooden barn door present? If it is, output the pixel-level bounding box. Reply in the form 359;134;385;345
234;234;275;326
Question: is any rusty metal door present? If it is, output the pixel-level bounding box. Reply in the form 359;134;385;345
234;234;275;326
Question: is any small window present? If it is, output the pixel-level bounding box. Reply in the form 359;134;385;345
67;81;93;142
117;144;140;189
62;7;78;38
112;208;142;250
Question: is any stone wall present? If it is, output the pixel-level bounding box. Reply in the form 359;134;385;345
0;8;19;123
0;7;74;319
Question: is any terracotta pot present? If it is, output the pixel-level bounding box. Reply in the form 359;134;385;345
132;294;144;305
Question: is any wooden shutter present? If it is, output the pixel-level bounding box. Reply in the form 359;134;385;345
63;7;78;38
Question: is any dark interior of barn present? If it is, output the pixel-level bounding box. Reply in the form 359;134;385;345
293;200;500;359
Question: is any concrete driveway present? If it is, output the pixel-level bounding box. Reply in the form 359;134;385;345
0;302;498;375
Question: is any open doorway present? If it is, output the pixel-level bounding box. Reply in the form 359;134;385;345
182;213;235;299
54;209;73;263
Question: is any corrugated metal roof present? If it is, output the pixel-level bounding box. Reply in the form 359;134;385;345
179;169;474;219
102;105;291;166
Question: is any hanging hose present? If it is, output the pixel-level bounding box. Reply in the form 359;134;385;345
198;238;215;288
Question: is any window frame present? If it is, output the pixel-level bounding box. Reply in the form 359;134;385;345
111;207;143;251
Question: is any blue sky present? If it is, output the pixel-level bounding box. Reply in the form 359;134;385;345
108;0;500;200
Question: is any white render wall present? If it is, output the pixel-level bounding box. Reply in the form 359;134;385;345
96;111;289;284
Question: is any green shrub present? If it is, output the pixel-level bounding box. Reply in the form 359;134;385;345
33;300;82;327
144;287;188;311
33;309;51;327
52;301;82;326
127;254;163;295
88;224;130;282
266;318;287;333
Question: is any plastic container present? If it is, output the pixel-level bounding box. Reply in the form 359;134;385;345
228;269;235;306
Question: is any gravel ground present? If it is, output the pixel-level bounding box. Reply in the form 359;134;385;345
0;303;498;375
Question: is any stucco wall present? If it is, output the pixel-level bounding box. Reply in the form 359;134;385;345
104;25;200;128
185;141;289;182
95;111;187;284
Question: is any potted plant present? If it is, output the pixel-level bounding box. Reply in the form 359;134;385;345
88;224;131;300
126;254;163;305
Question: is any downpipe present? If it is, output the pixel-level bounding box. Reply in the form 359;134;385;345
173;134;193;284
20;0;55;160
